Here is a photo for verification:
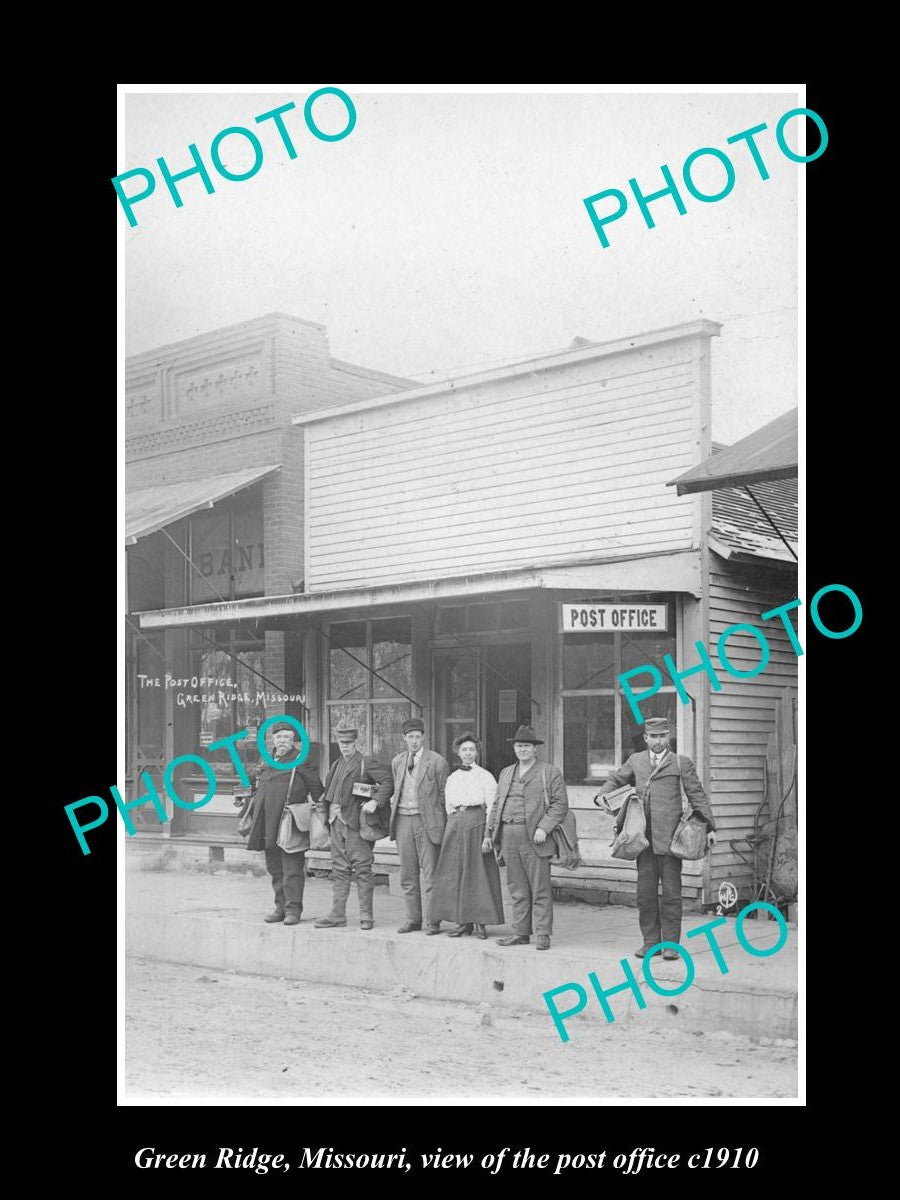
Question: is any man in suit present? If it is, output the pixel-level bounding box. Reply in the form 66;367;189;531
484;724;568;951
247;721;325;925
596;716;716;959
314;724;394;930
389;717;449;935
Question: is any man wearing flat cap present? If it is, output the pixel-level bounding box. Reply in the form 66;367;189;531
247;721;325;925
484;725;569;951
314;725;394;930
596;716;716;959
389;717;450;935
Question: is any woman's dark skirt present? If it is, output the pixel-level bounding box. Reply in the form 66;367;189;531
431;806;504;925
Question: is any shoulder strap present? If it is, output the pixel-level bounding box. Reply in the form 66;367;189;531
286;764;299;804
673;754;688;813
641;753;668;804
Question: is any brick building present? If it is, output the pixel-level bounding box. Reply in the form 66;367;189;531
125;313;411;836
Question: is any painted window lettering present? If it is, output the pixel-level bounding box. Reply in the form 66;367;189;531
64;714;310;855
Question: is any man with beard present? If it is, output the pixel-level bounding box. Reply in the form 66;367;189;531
247;721;325;925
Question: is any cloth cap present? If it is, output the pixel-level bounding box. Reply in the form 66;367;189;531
645;717;670;733
269;721;296;736
335;726;358;743
402;717;425;734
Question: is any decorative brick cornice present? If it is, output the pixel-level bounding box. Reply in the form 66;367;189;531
126;403;278;461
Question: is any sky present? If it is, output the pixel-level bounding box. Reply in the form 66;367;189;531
119;86;800;444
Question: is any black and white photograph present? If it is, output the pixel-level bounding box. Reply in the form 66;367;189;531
117;84;805;1108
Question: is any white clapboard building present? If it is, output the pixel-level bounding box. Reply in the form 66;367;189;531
134;316;798;908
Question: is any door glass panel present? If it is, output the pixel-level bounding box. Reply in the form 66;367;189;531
434;654;478;766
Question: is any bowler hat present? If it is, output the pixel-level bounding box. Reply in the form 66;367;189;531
508;724;544;745
402;717;425;734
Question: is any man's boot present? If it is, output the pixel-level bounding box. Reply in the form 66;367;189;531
316;866;350;928
358;871;375;930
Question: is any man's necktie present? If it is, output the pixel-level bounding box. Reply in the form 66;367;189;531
407;753;416;775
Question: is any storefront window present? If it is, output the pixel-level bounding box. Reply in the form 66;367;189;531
372;617;413;699
561;605;678;784
128;629;167;827
329;621;367;701
437;600;529;636
327;617;412;765
563;694;616;783
190;628;271;780
563;635;615;691
328;704;367;752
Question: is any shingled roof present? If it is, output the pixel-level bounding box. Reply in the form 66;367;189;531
710;449;798;565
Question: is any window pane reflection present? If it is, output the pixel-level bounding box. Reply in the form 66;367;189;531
563;635;615;691
563;694;616;784
329;621;367;701
372;617;412;699
328;704;367;761
372;705;408;766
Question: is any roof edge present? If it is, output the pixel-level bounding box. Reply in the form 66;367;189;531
292;319;723;428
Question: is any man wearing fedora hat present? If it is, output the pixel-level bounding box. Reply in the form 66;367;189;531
389;717;450;935
246;720;325;925
596;716;716;958
484;725;569;951
314;725;393;930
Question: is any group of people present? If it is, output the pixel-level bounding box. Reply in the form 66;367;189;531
244;714;717;957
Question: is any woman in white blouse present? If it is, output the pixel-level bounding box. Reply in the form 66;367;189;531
430;732;505;938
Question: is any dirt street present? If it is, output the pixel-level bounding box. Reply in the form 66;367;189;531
124;957;797;1100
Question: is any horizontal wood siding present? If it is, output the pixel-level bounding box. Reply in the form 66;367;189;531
706;559;798;893
305;338;705;590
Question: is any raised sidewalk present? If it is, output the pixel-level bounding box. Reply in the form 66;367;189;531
125;842;798;1041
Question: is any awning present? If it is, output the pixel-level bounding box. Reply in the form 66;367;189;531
668;408;798;495
136;548;702;629
125;465;281;544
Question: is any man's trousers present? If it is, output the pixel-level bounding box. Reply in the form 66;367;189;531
395;812;440;925
264;847;306;915
501;823;553;937
329;820;375;920
635;847;683;945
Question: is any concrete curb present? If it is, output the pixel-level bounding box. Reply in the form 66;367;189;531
127;910;797;1040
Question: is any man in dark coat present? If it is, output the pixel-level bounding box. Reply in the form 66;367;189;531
389;717;449;935
247;721;324;925
484;725;568;951
596;716;716;958
314;725;393;930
